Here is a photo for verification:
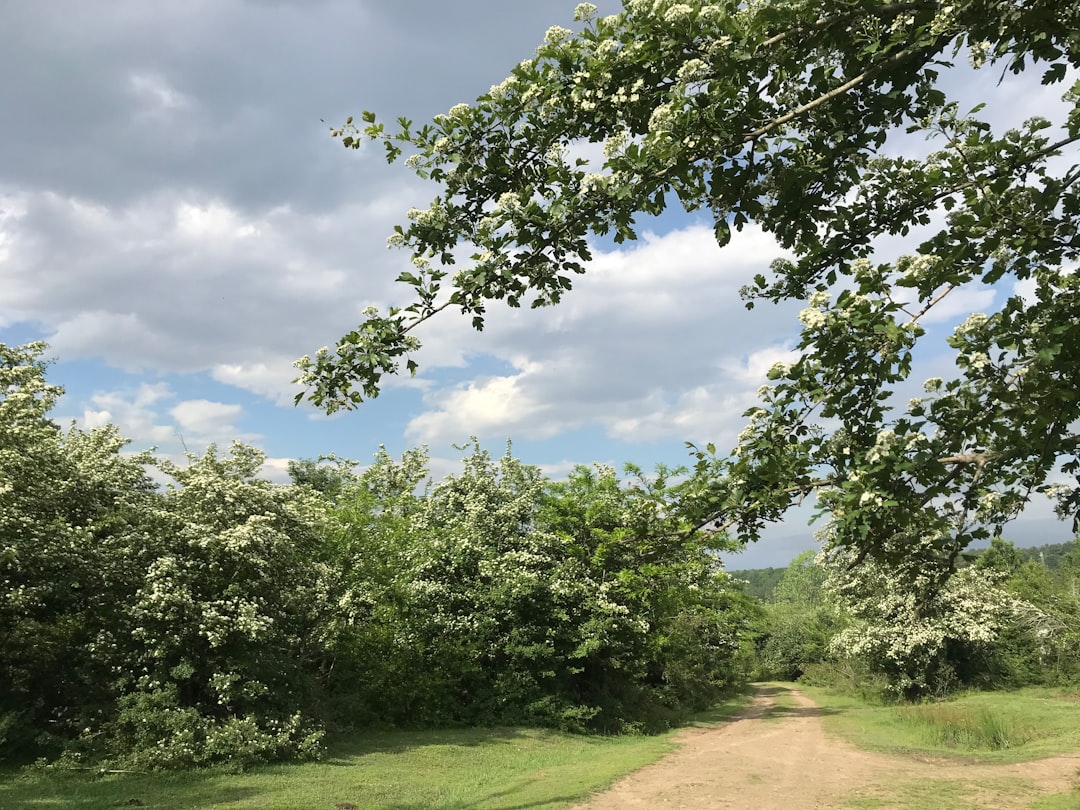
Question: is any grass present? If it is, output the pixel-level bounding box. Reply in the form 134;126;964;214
843;776;1034;810
801;685;1080;764
0;694;754;810
800;684;1080;809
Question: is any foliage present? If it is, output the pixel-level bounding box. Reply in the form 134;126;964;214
96;443;333;769
995;540;1080;684
1016;538;1080;570
296;0;1080;695
0;342;159;755
822;535;1021;699
0;344;329;767
754;551;846;680
286;455;357;501
1;344;762;766
323;446;755;733
729;566;787;601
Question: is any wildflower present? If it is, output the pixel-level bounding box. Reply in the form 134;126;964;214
955;312;988;337
603;130;630;157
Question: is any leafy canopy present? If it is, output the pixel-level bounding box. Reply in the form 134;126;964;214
297;0;1080;567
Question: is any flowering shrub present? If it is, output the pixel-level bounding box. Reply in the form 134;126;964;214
322;445;755;733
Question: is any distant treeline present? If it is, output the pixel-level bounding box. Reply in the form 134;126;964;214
732;539;1080;601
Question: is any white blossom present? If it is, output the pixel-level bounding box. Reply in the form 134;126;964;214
573;2;598;21
544;25;573;45
955;312;989;337
664;3;693;23
648;103;676;133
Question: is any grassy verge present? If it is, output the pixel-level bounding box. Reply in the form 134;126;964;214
0;694;753;810
801;685;1080;764
799;684;1080;809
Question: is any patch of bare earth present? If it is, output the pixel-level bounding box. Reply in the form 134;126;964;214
571;685;1080;810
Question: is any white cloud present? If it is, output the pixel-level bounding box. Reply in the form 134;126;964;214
259;456;294;485
407;364;555;444
404;223;803;448
0;186;418;388
211;358;305;406
175;200;259;241
75;382;176;446
170;399;258;446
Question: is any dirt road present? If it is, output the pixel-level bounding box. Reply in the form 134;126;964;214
571;684;1080;809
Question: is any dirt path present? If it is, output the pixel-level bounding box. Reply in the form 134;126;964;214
571;684;1080;809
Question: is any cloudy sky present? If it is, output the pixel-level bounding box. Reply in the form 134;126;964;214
1;1;1074;566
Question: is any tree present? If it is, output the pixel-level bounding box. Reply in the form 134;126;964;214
756;551;845;681
821;533;1018;698
321;444;755;732
0;343;161;756
296;0;1080;574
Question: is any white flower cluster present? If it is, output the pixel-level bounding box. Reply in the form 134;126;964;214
865;428;900;463
677;58;708;83
406;202;449;229
930;4;957;37
954;312;988;337
573;2;598;21
899;253;941;282
496;191;522;213
580;172;610;193
798;306;827;329
768;361;792;378
596;38;620;56
664;3;694;23
604;130;631;157
609;77;645;106
850;257;873;278
488;75;519;101
648;103;676;133
969;39;992;69
706;35;734;58
699;5;726;24
544;25;573;45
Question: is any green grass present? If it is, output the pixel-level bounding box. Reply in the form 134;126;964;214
801;685;1080;809
0;694;754;810
844;776;1033;810
801;685;1080;764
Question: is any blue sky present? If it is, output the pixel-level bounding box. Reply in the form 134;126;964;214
1;0;1074;567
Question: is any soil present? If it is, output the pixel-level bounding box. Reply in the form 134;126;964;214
571;684;1080;809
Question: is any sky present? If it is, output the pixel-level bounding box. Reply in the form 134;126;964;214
1;0;1075;567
